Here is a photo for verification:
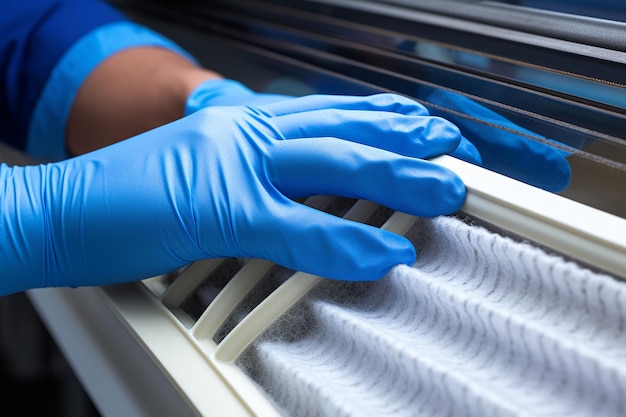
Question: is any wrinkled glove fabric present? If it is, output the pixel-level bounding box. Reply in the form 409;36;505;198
0;94;465;295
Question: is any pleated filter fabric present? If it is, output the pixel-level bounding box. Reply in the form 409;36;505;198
238;215;626;417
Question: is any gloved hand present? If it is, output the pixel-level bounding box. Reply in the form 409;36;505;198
0;94;465;296
184;78;291;116
185;78;482;164
423;89;572;192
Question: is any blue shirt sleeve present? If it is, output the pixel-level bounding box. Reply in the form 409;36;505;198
1;0;195;161
1;0;126;153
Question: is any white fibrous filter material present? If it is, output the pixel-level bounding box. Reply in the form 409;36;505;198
237;215;626;417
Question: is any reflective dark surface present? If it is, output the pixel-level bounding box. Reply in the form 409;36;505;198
116;0;626;217
488;0;626;23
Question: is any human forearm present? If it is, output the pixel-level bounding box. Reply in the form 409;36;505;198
25;18;221;161
66;47;222;155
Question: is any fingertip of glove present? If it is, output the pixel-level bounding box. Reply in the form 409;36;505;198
411;116;464;157
441;172;467;215
369;93;430;116
415;167;466;217
337;232;416;282
431;116;462;141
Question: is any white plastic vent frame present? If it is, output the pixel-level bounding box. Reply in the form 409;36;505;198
28;155;626;417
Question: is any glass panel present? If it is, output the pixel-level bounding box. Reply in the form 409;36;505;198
123;1;626;218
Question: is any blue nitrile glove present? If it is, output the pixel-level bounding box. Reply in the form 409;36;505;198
423;89;572;192
184;78;291;116
0;94;465;296
185;78;481;164
450;133;482;165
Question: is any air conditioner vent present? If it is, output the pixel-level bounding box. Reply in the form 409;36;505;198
130;159;626;417
178;257;250;323
214;264;297;344
143;196;400;338
237;215;626;417
60;152;622;417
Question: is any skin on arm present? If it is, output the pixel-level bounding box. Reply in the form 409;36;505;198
66;46;222;155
